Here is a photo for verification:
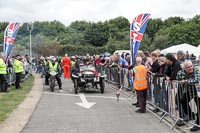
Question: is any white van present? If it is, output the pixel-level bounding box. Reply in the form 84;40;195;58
113;50;131;55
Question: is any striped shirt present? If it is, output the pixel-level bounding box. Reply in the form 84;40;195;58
177;68;200;96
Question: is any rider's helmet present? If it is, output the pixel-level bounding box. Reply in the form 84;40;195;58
40;56;45;60
51;56;56;62
71;56;75;61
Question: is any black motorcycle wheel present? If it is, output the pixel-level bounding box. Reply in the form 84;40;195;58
100;79;105;94
74;79;78;94
50;78;55;92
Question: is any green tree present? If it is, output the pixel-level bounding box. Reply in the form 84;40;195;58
169;21;200;46
153;34;169;50
140;33;152;51
106;16;129;41
145;18;163;41
163;17;184;28
84;22;109;47
0;22;9;44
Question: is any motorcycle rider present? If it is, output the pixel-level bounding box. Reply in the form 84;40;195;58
46;56;62;92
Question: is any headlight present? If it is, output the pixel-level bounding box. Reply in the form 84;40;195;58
50;71;57;76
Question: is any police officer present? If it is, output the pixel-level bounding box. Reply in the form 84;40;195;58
13;55;24;89
46;56;62;92
0;53;8;92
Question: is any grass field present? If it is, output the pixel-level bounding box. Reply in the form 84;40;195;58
0;76;34;123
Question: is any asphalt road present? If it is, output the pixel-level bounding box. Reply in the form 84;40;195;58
21;77;175;133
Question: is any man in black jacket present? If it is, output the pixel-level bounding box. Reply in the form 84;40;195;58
150;52;160;73
165;53;182;81
150;51;161;112
165;53;184;126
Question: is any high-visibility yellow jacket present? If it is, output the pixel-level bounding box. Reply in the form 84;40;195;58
71;61;75;67
13;59;24;73
0;58;7;74
49;62;58;71
44;60;47;65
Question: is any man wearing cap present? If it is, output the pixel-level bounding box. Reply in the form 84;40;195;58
13;55;24;89
177;50;185;63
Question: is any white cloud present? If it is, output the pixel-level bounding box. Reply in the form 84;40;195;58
0;0;199;26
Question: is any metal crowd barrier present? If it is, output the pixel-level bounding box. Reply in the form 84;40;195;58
5;63;32;87
104;66;200;130
7;67;15;86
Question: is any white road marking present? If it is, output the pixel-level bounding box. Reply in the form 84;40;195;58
69;88;73;93
43;92;130;100
76;93;96;109
43;92;79;97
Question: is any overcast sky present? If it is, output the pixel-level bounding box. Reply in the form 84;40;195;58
0;0;199;26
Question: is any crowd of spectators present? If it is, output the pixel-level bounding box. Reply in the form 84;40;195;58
1;49;200;132
64;50;200;132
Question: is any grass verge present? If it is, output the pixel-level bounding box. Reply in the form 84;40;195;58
0;76;34;123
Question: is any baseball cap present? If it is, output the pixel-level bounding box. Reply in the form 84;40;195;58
177;50;185;55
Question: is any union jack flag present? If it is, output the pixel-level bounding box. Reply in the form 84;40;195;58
130;13;150;64
3;22;21;62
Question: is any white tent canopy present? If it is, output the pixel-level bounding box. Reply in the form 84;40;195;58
161;43;200;57
198;44;200;49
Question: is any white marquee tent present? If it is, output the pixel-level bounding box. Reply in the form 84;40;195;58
198;44;200;49
161;43;200;58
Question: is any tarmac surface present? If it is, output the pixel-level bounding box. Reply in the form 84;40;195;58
16;75;176;133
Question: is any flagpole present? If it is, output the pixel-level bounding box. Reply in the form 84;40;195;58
28;23;33;74
30;29;32;63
